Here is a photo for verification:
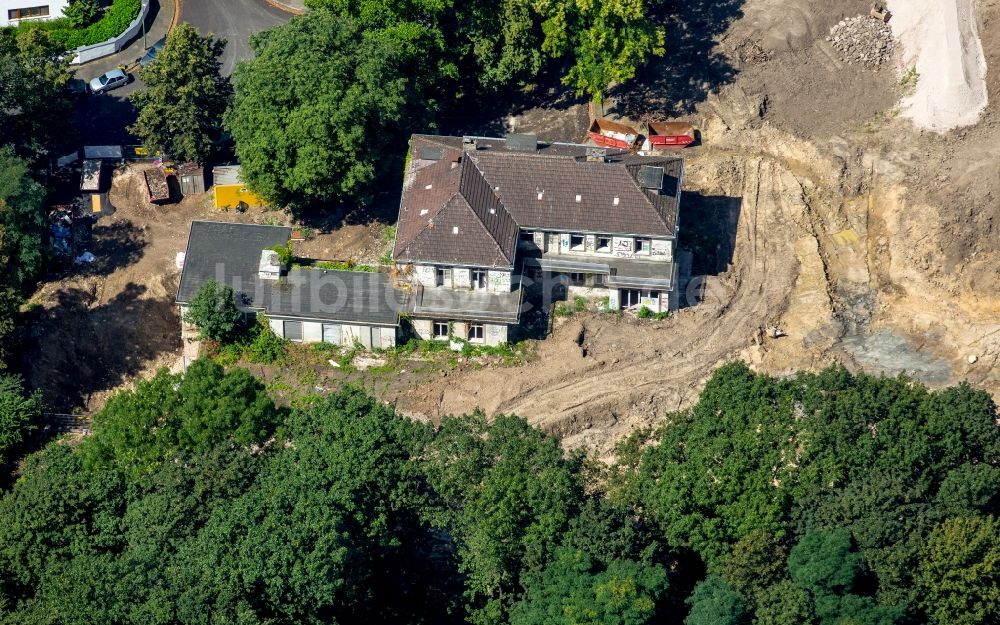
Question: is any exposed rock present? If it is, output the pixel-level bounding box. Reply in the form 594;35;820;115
827;15;895;70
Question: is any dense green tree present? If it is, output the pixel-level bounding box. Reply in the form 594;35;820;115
787;530;862;595
785;530;901;625
936;463;1000;514
0;288;22;370
0;444;126;593
635;362;798;566
182;279;244;342
720;529;786;596
226;12;445;209
684;575;748;625
62;0;100;26
511;546;667;625
80;359;278;474
752;579;815;625
0;362;997;625
131;24;231;163
0;375;40;471
537;0;665;105
916;516;1000;625
422;413;584;625
0;29;72;158
0;147;47;294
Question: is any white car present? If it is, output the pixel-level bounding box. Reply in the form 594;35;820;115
88;69;129;94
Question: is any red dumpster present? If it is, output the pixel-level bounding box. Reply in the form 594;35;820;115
588;118;641;150
646;121;696;148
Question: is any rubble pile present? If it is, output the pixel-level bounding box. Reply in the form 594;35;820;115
826;16;895;70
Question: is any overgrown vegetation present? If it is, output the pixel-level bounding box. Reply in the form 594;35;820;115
637;305;668;320
183;279;245;342
209;314;289;366
0;362;996;624
226;2;663;210
9;0;141;51
899;66;919;89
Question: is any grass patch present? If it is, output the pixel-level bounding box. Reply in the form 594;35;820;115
899;66;919;89
314;260;376;272
553;296;589;317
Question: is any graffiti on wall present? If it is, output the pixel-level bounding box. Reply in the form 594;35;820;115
651;239;671;258
613;237;634;258
489;271;511;292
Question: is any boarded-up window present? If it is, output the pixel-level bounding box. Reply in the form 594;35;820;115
322;323;341;344
284;320;303;341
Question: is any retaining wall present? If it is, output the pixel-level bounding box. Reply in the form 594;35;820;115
70;0;150;65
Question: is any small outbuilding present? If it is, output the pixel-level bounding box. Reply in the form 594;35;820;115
212;165;264;209
175;221;408;347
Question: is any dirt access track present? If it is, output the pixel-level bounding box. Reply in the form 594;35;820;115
23;0;1000;456
388;0;1000;454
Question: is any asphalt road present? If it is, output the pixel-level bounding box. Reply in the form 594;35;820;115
179;0;290;76
70;0;288;147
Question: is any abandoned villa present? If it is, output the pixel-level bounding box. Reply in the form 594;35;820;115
175;133;684;347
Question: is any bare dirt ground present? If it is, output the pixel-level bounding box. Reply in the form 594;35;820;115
26;0;1000;457
382;0;1000;456
23;165;384;414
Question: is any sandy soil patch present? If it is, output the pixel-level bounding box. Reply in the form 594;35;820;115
891;0;989;130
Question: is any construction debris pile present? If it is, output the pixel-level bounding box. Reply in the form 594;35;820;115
826;16;895;70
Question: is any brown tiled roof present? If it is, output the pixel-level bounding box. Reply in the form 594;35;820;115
469;150;680;236
394;140;518;268
394;135;683;266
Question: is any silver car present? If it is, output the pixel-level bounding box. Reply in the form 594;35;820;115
88;69;129;94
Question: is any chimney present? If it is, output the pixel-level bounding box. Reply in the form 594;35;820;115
586;147;607;162
462;136;478;152
258;249;281;281
505;133;538;152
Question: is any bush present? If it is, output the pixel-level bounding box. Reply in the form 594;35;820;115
268;243;293;268
183;280;244;342
0;374;41;469
13;0;141;51
245;315;287;364
62;0;100;27
637;306;669;320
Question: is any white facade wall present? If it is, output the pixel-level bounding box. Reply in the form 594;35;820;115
302;321;323;343
487;270;511;292
407;263;512;293
268;317;397;348
1;0;69;27
485;323;507;346
269;316;283;336
414;264;437;287
453;267;471;288
527;229;673;262
411;318;508;347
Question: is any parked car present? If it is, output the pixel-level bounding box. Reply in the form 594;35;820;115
138;37;166;68
66;78;90;96
88;69;129;94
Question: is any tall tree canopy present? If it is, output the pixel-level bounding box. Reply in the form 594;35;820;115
225;13;446;209
130;24;231;163
0;29;72;160
0;374;40;474
0;362;997;625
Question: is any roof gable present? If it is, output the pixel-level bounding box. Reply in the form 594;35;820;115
394;136;683;259
394;140;518;268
